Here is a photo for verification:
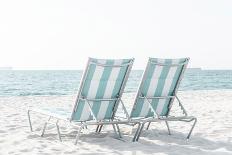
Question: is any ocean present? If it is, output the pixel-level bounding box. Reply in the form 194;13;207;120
0;70;232;96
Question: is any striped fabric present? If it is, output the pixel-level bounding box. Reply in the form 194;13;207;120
72;58;133;121
130;58;189;118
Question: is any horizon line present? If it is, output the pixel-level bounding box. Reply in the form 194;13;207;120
1;67;232;71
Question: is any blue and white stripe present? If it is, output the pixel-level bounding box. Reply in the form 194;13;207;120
72;58;133;121
130;58;188;118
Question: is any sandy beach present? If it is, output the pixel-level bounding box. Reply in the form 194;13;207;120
0;90;231;155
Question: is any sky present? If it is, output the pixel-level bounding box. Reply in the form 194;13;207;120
0;0;232;70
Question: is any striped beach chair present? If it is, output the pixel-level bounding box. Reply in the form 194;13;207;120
27;58;134;144
129;58;197;142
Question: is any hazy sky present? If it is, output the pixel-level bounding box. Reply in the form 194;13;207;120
0;0;232;70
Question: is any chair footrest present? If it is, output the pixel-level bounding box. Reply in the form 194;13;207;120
29;107;71;121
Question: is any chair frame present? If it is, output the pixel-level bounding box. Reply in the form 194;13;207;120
129;58;197;142
27;58;135;144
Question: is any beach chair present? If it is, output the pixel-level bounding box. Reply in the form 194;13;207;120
129;58;197;142
27;57;134;144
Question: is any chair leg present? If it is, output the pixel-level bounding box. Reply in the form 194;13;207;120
95;125;100;133
41;122;48;137
112;124;118;137
75;124;84;145
115;124;122;138
41;116;51;137
98;125;103;133
27;110;33;132
111;124;122;139
56;121;62;142
135;123;145;141
186;118;197;139
95;125;103;133
165;121;171;135
146;122;151;130
84;125;88;129
132;123;141;142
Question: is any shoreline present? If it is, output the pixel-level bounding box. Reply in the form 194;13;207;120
1;89;232;97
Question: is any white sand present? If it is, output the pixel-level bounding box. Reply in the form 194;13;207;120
0;90;232;155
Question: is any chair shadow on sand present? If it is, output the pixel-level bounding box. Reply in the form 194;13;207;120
137;129;232;155
28;125;232;155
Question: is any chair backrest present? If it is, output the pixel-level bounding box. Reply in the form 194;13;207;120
71;58;134;121
130;58;189;118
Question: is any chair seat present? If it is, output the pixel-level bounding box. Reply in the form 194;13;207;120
29;107;72;121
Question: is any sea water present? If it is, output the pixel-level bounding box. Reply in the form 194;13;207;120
0;70;232;96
